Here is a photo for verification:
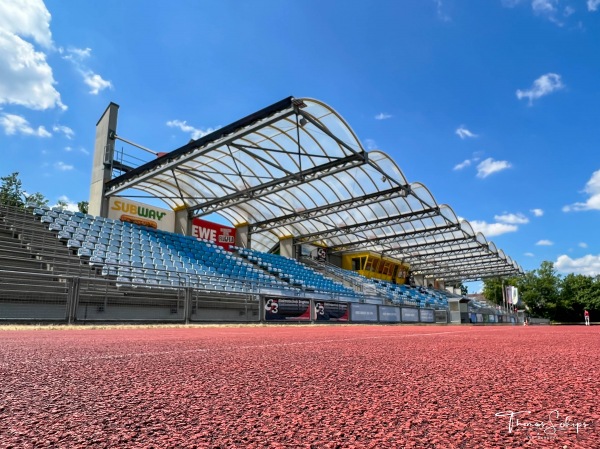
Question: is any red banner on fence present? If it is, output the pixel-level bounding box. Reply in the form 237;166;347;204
191;218;236;251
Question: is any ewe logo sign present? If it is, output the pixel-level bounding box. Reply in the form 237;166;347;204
108;199;174;231
191;218;236;250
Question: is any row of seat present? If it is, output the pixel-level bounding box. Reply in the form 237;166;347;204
237;248;360;298
33;206;452;308
307;258;450;308
33;208;359;298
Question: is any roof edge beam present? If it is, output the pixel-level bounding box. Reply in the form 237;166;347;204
105;96;296;195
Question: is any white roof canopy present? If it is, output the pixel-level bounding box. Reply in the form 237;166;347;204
105;97;523;282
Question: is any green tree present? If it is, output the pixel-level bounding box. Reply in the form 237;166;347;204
56;199;68;209
514;261;561;320
560;273;600;321
24;192;49;208
78;201;89;214
0;172;25;208
483;262;600;321
482;278;503;306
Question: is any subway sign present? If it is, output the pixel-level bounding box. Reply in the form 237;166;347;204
108;198;175;231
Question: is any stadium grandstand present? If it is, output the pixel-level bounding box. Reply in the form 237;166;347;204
0;97;523;324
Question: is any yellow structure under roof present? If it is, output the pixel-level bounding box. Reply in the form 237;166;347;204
342;252;410;284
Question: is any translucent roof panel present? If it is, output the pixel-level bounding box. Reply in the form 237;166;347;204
105;96;522;281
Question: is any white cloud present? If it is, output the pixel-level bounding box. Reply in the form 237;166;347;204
83;72;112;95
363;139;378;150
563;5;575;16
54;195;79;212
0;30;65;110
0;0;53;48
60;46;91;61
465;212;528;238
62;47;113;95
495;212;529;224
469;220;518;237
375;113;392;120
555;254;600;276
579;242;588;248
524;252;535;257
166;119;220;140
453;154;481;172
79;147;90;155
530;208;544;217
53;124;74;139
516;73;564;105
476;158;512;178
536;239;553;246
0;1;66;110
54;161;74;171
453;159;472;171
503;0;578;24
532;0;558;16
434;0;451;21
455;126;478;139
0;113;51;137
588;0;600;12
563;169;600;212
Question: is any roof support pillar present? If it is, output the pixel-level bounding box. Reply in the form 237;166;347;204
174;209;190;235
89;102;119;217
236;224;250;249
279;236;294;259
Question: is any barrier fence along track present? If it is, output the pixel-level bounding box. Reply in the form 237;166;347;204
0;204;256;323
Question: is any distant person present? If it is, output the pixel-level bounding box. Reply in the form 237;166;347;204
584;309;590;326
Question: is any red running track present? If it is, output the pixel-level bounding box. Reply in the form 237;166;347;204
0;325;598;448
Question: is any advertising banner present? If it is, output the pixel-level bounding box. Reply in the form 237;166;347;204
350;303;378;322
108;198;174;231
435;310;448;324
191;218;236;251
315;301;349;322
264;297;310;321
401;307;419;322
316;247;327;261
419;308;435;323
378;305;401;323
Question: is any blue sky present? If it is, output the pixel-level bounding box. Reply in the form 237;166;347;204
1;0;600;287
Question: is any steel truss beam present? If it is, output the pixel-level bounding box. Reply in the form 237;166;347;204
251;186;411;233
330;233;474;254
439;268;521;282
383;244;487;259
191;153;367;216
294;209;447;245
412;259;513;276
407;251;494;267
